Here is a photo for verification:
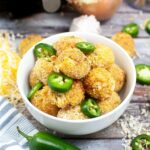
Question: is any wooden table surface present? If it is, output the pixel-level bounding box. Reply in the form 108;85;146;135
1;1;150;150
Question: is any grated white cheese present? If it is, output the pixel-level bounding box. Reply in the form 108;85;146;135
0;31;21;106
118;105;150;150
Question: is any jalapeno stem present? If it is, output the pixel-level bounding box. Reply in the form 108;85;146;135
17;126;32;141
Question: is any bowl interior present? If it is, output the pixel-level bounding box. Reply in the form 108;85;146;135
17;32;135;121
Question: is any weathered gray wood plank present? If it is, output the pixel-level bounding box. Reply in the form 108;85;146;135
70;139;123;150
0;11;149;38
118;1;139;13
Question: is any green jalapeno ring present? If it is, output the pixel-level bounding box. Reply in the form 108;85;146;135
122;23;139;38
34;43;56;58
27;82;43;100
76;42;96;54
81;98;101;118
135;64;150;85
131;134;150;150
48;72;73;93
145;20;150;35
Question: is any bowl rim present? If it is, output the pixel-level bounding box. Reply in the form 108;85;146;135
17;32;136;124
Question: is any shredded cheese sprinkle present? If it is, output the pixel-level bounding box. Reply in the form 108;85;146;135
0;31;21;106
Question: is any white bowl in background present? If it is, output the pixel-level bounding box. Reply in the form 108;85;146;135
17;32;136;135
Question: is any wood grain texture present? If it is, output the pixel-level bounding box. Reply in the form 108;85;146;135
16;100;150;139
13;3;150;140
0;12;149;38
1;1;150;149
70;139;124;150
0;2;148;38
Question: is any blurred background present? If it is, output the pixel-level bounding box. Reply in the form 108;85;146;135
0;0;149;19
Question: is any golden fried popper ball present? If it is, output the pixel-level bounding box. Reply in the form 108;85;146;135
112;32;136;57
19;34;43;57
57;105;88;120
31;86;59;116
98;92;121;114
84;68;115;100
107;64;125;92
56;48;91;79
49;81;85;108
88;44;115;69
29;68;40;87
30;58;53;85
53;36;84;55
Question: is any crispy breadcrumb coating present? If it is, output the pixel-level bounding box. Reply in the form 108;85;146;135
107;64;126;92
56;48;91;79
57;105;88;120
30;58;53;85
49;81;85;108
29;67;40;87
31;86;59;116
19;34;43;57
53;36;84;55
88;44;115;69
98;92;121;114
29;36;126;119
84;68;115;100
112;32;136;57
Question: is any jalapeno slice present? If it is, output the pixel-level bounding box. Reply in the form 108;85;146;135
122;23;139;37
76;42;96;54
81;98;101;118
34;43;56;58
48;72;73;93
131;134;150;150
135;64;150;85
27;82;43;100
145;20;150;35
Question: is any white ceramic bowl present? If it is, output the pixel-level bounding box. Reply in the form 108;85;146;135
17;32;136;135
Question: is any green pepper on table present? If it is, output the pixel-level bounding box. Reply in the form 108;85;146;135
131;134;150;150
135;64;150;85
122;23;139;38
76;42;96;54
81;98;101;118
17;126;80;150
48;72;73;93
34;43;56;59
27;82;43;100
145;20;150;35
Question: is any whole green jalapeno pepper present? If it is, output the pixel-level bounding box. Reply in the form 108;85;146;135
17;126;80;150
131;134;150;150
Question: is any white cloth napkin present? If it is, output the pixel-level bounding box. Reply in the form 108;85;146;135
0;97;38;150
